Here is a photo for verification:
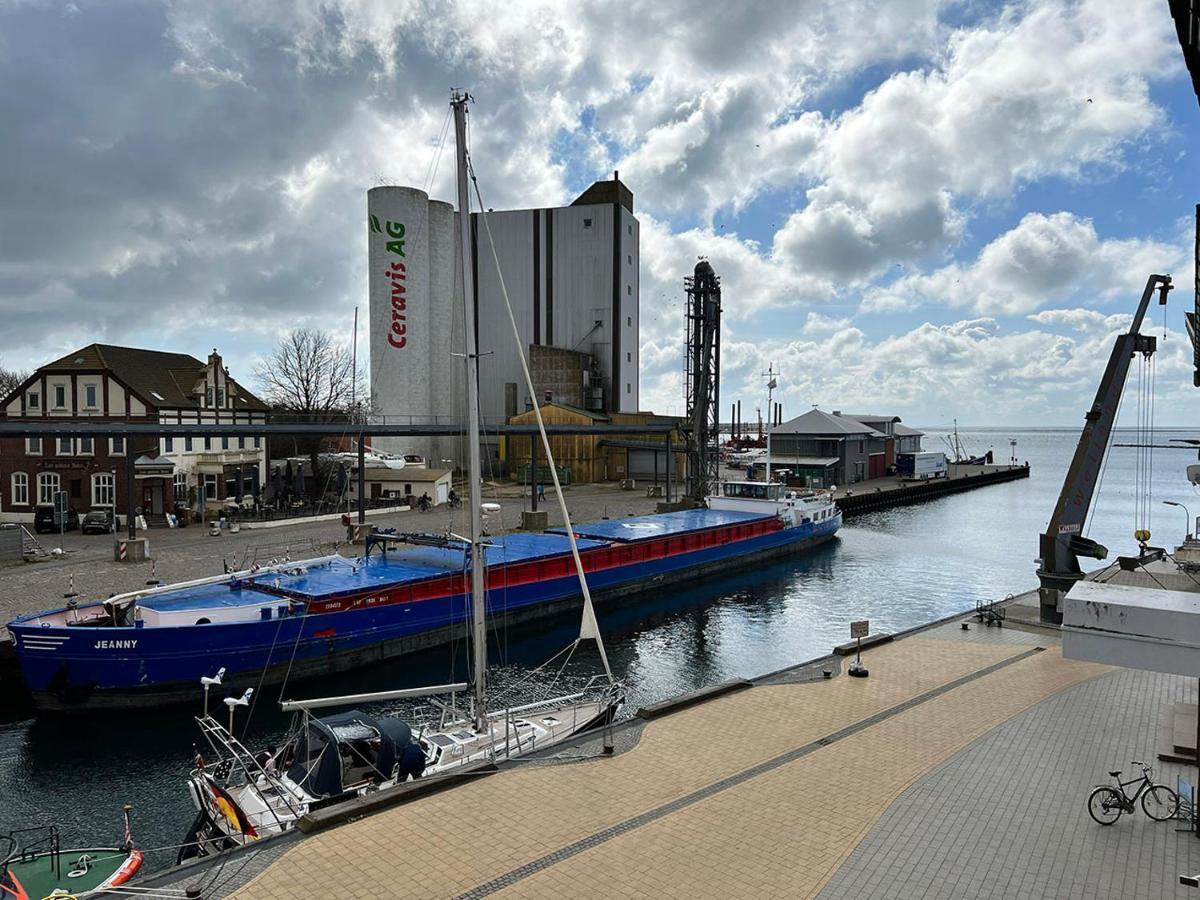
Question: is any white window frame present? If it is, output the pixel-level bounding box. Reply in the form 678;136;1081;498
53;385;66;409
202;473;218;502
26;391;39;410
84;384;98;409
10;472;28;506
92;472;115;507
38;472;60;504
174;472;187;501
110;437;125;456
77;436;94;456
57;437;72;456
164;437;174;453
25;437;41;455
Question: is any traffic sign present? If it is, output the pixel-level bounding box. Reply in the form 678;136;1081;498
850;620;869;639
53;490;68;526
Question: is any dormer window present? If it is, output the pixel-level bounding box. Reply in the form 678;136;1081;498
206;387;214;407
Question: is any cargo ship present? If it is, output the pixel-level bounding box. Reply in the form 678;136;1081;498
7;485;840;711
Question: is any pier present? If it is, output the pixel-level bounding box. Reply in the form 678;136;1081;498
833;462;1029;516
138;604;1200;899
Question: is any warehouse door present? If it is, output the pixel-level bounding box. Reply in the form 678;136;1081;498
627;449;661;482
868;453;886;479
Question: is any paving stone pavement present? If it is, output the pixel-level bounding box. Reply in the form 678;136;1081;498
817;662;1200;900
225;620;1109;900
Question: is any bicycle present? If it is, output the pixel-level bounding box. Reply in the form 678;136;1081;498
1087;760;1179;825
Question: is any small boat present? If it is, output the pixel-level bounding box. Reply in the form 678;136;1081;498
179;91;622;858
2;807;142;900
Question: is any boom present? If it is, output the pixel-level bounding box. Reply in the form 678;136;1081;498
1036;274;1173;624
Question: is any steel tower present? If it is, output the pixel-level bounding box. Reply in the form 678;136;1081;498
684;260;722;501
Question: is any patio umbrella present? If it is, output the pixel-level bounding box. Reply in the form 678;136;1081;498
235;465;245;503
271;464;283;501
335;463;348;496
292;460;306;497
283;460;294;500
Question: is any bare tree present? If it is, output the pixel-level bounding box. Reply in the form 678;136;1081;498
254;329;368;497
254;329;364;417
0;363;29;401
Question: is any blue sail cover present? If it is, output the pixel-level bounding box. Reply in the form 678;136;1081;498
287;710;412;796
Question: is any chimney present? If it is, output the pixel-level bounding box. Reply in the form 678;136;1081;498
614;170;619;182
832;410;842;417
544;390;553;404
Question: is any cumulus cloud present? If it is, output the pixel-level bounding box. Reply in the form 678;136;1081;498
861;212;1187;315
0;0;1193;427
637;315;1198;426
773;0;1175;281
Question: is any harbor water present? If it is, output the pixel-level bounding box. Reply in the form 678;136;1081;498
1;426;1196;869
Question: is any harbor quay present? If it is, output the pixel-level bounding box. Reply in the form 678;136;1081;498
136;607;1200;899
830;462;1029;515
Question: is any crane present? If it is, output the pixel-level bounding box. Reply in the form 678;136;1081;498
1036;274;1173;624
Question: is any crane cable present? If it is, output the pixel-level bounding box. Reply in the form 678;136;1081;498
1133;348;1156;546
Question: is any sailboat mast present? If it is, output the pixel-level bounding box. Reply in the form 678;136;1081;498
452;91;487;732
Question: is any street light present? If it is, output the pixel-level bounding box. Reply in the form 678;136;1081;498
1163;500;1193;541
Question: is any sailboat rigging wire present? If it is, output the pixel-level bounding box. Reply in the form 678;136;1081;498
467;157;613;682
422;105;453;195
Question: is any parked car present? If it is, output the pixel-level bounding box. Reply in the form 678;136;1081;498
33;504;79;534
81;509;118;535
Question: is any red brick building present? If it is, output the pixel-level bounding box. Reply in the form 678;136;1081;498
0;345;268;524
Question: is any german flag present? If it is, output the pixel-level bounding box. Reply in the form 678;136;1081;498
206;778;258;838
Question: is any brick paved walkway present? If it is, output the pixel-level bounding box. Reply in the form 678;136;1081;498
818;661;1200;899
227;622;1108;899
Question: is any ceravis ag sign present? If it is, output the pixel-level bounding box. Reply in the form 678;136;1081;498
370;213;409;349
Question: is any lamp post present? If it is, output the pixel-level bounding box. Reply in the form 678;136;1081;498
1163;500;1193;541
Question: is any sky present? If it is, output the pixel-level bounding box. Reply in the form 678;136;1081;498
0;0;1197;427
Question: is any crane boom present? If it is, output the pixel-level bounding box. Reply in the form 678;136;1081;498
1036;274;1173;624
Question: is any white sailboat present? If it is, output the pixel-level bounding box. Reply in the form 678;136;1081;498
179;91;622;859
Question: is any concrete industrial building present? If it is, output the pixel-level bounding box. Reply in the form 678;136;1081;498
367;175;639;465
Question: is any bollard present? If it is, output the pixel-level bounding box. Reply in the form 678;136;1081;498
63;574;78;600
146;559;160;587
603;722;614;756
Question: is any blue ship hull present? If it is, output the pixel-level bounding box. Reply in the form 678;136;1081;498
9;511;840;710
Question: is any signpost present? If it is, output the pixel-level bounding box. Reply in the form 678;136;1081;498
849;619;869;678
53;490;68;554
